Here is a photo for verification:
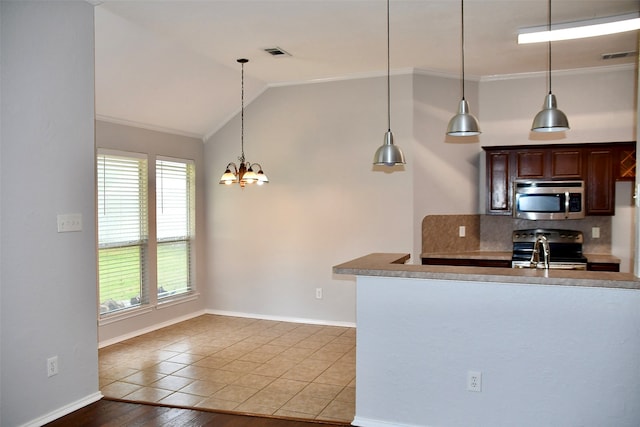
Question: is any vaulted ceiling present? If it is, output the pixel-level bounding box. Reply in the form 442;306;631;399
94;0;639;139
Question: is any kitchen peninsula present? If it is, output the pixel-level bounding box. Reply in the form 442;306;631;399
334;253;640;427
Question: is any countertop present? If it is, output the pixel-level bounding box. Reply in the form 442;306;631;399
419;251;620;264
333;253;640;290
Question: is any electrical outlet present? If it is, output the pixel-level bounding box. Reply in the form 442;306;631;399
459;226;466;237
315;288;323;299
467;370;481;392
592;227;600;239
47;356;59;377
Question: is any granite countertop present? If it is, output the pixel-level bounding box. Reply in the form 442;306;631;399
420;251;621;264
334;253;640;290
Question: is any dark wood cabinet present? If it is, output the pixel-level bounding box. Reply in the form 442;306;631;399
422;257;619;271
483;142;636;217
585;148;615;215
422;258;512;268
550;148;582;179
486;150;511;214
515;149;546;178
587;262;620;272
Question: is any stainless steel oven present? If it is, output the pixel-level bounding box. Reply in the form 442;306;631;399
511;229;587;270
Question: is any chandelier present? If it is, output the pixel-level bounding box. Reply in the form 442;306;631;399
219;58;269;187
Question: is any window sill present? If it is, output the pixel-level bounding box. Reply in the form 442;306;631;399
99;305;154;326
98;292;200;326
157;292;200;309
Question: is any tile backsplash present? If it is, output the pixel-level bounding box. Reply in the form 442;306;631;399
422;215;480;254
480;215;612;254
422;214;612;255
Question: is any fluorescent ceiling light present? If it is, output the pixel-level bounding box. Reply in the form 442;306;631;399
518;12;640;44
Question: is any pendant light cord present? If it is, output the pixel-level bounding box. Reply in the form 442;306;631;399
386;0;391;131
547;0;552;94
461;0;466;100
240;60;246;161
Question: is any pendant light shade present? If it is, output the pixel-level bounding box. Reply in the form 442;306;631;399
531;92;569;132
447;0;480;137
219;58;269;188
373;0;405;166
374;130;406;166
531;0;569;133
447;99;481;136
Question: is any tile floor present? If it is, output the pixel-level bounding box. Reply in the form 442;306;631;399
99;314;355;422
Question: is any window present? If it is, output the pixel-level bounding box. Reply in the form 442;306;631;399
97;153;148;315
156;158;195;300
97;151;196;318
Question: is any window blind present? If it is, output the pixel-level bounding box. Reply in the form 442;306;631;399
97;153;148;315
156;159;195;299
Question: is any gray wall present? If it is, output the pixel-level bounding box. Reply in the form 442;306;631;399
1;2;99;426
205;75;414;324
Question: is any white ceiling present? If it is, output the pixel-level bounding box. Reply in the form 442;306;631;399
94;0;640;139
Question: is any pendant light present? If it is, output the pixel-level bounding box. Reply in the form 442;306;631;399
219;58;269;187
447;0;481;136
373;0;406;166
531;0;569;132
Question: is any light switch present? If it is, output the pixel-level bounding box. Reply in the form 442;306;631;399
57;213;82;232
459;226;466;237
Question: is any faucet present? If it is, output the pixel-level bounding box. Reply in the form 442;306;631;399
530;234;550;269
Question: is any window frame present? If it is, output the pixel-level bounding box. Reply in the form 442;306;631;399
97;149;198;324
155;156;196;304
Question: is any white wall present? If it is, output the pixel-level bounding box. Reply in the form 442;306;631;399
479;65;636;146
355;276;640;427
95;121;208;345
0;2;99;426
205;76;414;324
413;72;482;258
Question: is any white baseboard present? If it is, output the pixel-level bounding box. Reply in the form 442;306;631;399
352;416;429;427
20;391;103;427
98;309;207;348
99;309;355;348
205;309;356;328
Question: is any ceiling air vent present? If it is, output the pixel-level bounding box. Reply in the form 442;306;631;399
602;51;637;60
264;47;291;58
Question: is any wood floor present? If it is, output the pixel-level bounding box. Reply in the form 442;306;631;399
44;398;352;427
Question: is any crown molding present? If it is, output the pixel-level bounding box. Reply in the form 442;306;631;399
96;114;203;140
480;62;636;82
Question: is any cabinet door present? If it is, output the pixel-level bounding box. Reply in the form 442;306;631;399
586;149;614;215
551;149;583;179
486;151;511;214
515;150;546;178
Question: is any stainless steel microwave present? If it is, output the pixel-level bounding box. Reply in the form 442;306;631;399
513;180;585;220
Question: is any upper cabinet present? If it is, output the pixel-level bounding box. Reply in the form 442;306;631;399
483;142;636;216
